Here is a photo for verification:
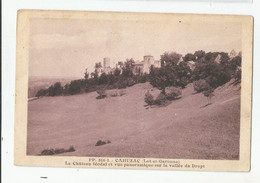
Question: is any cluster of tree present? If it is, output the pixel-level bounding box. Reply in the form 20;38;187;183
144;86;182;106
35;58;149;97
35;80;85;97
36;50;242;99
191;52;241;89
150;52;192;94
85;58;148;91
149;50;241;94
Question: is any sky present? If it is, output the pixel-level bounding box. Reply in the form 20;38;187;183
29;17;241;79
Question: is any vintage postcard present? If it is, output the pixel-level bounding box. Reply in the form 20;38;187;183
15;10;253;171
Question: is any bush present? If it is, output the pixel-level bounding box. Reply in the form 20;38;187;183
193;79;211;93
165;87;182;100
68;146;75;152
144;90;154;105
95;140;111;146
154;93;167;105
41;148;55;155
96;88;106;99
40;146;75;155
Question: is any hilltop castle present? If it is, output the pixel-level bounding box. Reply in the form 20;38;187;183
97;50;240;76
98;55;161;76
133;55;161;75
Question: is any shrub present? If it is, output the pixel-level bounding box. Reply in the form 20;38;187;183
165;87;182;100
144;90;154;105
96;88;106;99
193;79;211;93
40;146;75;155
41;149;55;155
68;146;75;152
95;140;111;146
154;93;167;105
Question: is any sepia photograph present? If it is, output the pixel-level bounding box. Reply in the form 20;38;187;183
14;10;253;171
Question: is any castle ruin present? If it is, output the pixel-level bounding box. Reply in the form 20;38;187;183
98;55;161;76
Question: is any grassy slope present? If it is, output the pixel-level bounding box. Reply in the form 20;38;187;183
27;81;241;159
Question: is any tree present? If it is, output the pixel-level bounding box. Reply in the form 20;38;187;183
150;52;191;93
114;68;121;77
122;58;135;78
94;62;102;77
205;52;216;62
144;90;154;105
63;83;70;95
90;62;102;84
234;69;241;83
160;52;182;67
229;55;241;72
150;67;177;94
117;61;124;68
54;82;63;94
192;59;231;89
219;52;230;65
194;50;206;61
126;58;135;69
48;82;63;96
193;79;211;93
95;62;102;69
203;88;214;105
99;73;108;84
175;62;192;88
183;53;196;62
35;89;48;97
68;80;82;95
84;68;89;80
107;73;116;85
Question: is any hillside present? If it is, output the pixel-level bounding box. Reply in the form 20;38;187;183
27;81;241;159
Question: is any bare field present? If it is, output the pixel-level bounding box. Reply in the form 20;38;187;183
27;82;240;159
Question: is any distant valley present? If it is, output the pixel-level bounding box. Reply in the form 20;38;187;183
28;76;80;98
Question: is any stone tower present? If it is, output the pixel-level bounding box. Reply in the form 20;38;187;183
143;55;154;74
103;57;110;68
